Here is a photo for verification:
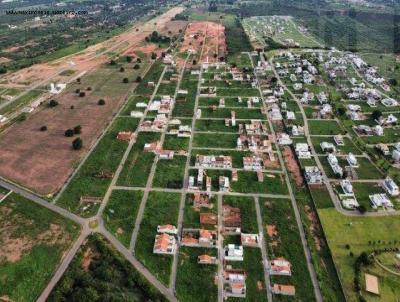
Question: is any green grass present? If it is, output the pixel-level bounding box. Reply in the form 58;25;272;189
117;132;160;187
193;133;237;149
121;95;149;115
153;156;186;189
201;107;265;120
135;61;164;95
318;208;400;302
183;195;217;229
163;136;190;151
57;117;140;217
260;198;315;302
195;119;239;133
191;150;253;169
176;247;218;302
308;120;344;135
135;192;180;286
311;136;362;155
217;88;260;97
0;193;79;302
231;171;288;195
102;190;143;247
223;196;258;233
0;90;42;115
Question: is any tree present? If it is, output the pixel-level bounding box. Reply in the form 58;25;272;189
133;64;140;70
0;66;7;74
151;52;157;60
110;60;116;65
40;125;47;131
136;76;142;83
137;58;142;63
126;56;132;63
389;78;398;86
79;92;86;97
73;125;82;135
123;78;129;83
371;110;382;121
65;129;74;137
48;99;59;107
337;107;346;116
86;86;92;91
72;137;83;150
120;67;125;72
358;205;367;214
76;77;81;83
192;59;197;65
98;99;105;106
75;89;80;94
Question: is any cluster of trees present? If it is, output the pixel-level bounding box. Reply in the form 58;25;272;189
48;235;168;302
146;31;170;44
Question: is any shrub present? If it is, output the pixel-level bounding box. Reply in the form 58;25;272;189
98;99;106;106
151;52;157;60
120;67;125;72
126;56;132;63
72;138;83;150
75;89;80;94
133;64;140;70
79;92;86;97
40;125;47;131
65;129;74;137
87;86;92;91
136;76;142;83
123;78;129;83
74;125;82;134
48;99;59;107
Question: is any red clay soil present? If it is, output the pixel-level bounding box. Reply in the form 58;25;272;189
0;8;185;196
282;146;303;186
180;21;226;65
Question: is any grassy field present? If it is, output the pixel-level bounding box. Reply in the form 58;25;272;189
153;156;186;189
135;61;164;95
224;195;258;233
176;247;218;302
318;208;400;302
57;117;140;217
47;234;168;302
102;189;143;247
260;198;315;302
135;191;180;286
183;194;217;229
308;120;344;135
195;119;239;133
0;89;43;115
117;132;160;187
193;133;237;148
201;107;265;120
0;193;79;302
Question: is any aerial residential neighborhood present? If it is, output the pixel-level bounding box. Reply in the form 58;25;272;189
1;0;400;302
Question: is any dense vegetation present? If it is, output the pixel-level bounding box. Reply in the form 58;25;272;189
48;234;167;302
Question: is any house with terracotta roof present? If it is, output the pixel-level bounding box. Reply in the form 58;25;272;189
181;229;217;247
117;131;135;141
268;258;292;276
223;268;246;298
197;254;218;265
157;224;178;235
241;233;260;247
243;156;263;171
272;284;296;296
196;155;232;169
192;193;212;208
153;233;177;255
200;212;217;225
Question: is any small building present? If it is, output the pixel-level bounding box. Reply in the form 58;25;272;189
200;213;217;225
320;142;336;153
219;176;230;192
346;153;359;168
295;143;311;159
369;193;393;209
268;258;292;276
382;177;399;196
272;284;296;296
192;193;211;208
157;224;178;235
117;131;135;141
224;244;244;261
243;156;263;171
153;233;176;255
241;233;260;247
304;166;323;184
198;254;218;265
232;169;238;182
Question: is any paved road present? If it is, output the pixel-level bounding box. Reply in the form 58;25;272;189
254;197;273;302
130;53;190;254
252;52;323;302
0;178;85;226
37;226;90;302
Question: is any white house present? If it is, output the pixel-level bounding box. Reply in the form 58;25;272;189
382;177;399;196
224;244;244;261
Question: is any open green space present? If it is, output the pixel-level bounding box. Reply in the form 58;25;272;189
260;197;315;302
201;107;265;120
176;247;218;302
318;208;400;302
117;132;160;188
135;191;180;286
103;190;143;247
57;117;140;217
153;156;186;189
0;193;79;302
223;195;258;233
163;136;190;151
193;133;237;149
183;194;217;229
308;120;344;135
195;119;239;133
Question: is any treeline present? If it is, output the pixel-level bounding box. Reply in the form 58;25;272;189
224;17;252;57
48;234;168;302
146;31;171;44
